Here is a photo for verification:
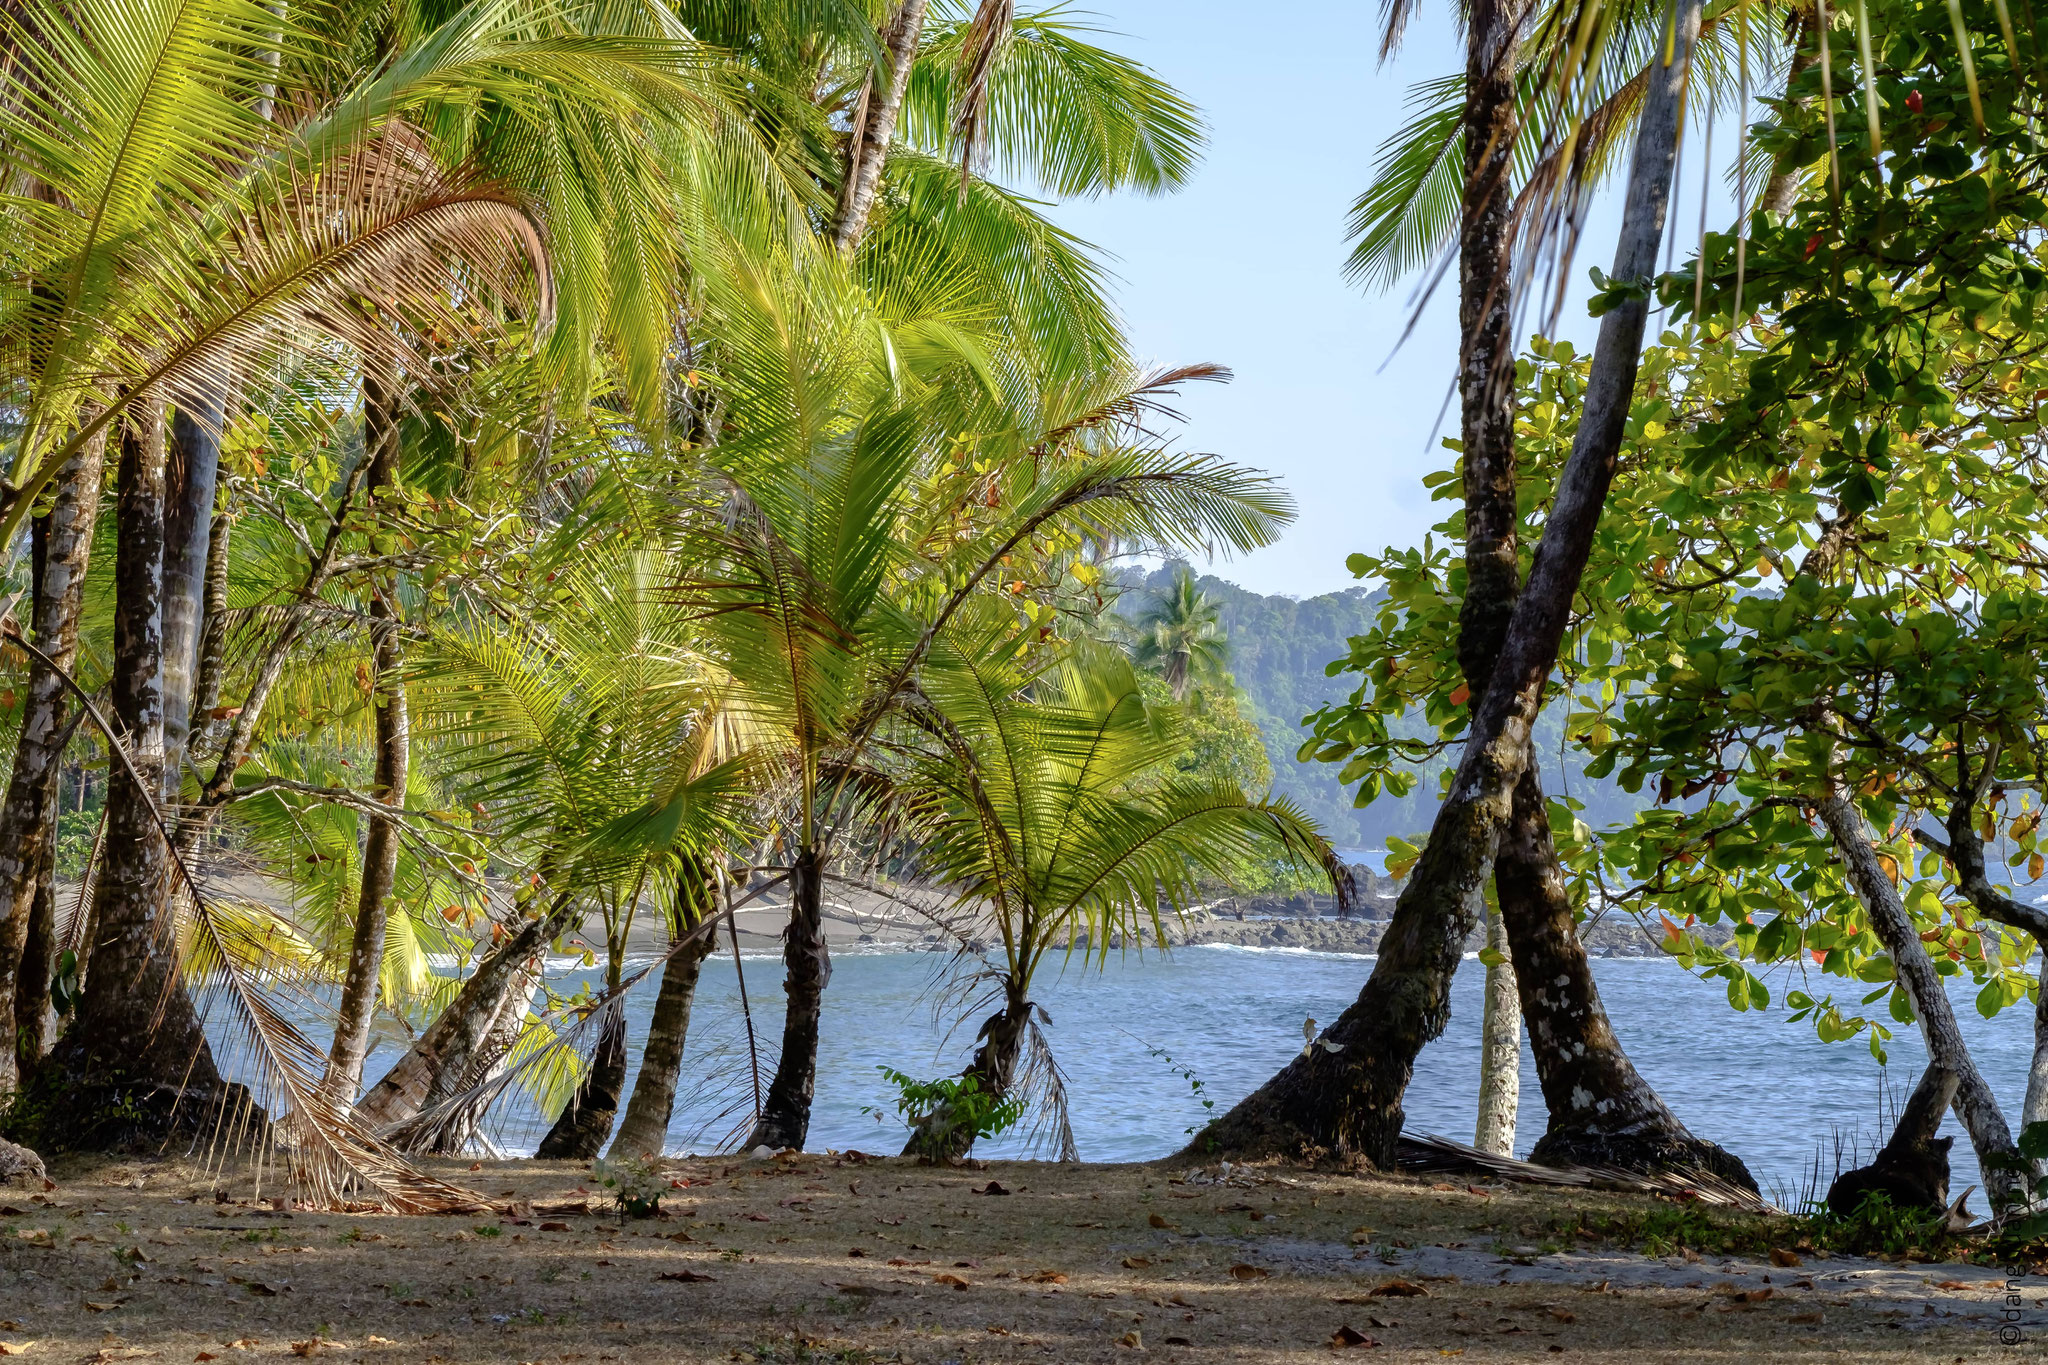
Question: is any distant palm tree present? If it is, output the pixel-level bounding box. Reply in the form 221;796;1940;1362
1130;567;1227;701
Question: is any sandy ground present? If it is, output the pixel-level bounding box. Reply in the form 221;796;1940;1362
4;1154;2044;1364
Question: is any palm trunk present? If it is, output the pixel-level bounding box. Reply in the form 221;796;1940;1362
902;989;1030;1162
0;439;103;1093
29;405;240;1149
420;960;539;1155
323;374;406;1104
1473;891;1519;1157
745;847;828;1151
834;0;930;252
1759;6;1820;215
161;388;226;801
1497;767;1742;1178
14;841;58;1070
1188;0;1703;1169
610;870;719;1160
356;891;580;1128
535;1007;629;1159
188;508;232;737
1814;786;2019;1208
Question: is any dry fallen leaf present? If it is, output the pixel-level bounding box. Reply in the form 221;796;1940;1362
656;1270;715;1283
1021;1270;1067;1284
1146;1213;1175;1230
1769;1249;1803;1268
1122;1256;1152;1269
1786;1311;1825;1324
1164;1337;1193;1347
976;1181;1010;1196
1547;1308;1575;1324
81;1302;121;1313
1227;1264;1269;1281
932;1273;972;1290
0;1343;33;1357
1347;1227;1372;1245
1116;1330;1143;1349
364;1338;394;1346
538;1222;570;1233
1934;1280;1973;1291
1328;1324;1378;1349
224;1342;257;1353
1369;1279;1428;1298
194;1355;218;1362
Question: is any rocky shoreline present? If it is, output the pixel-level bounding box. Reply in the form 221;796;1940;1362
1065;908;1684;958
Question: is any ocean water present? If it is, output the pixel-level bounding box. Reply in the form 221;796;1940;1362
341;942;2039;1207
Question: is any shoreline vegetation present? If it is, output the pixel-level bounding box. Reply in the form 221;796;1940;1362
8;4;2048;1361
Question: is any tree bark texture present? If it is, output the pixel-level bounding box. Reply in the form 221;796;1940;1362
356;893;581;1129
1185;0;1701;1169
834;0;930;252
1499;766;1750;1181
0;439;102;1093
161;388;225;797
14;846;58;1072
901;987;1030;1161
1815;787;2019;1208
323;374;406;1104
534;1006;629;1160
1474;890;1519;1157
28;406;240;1150
745;847;828;1151
609;869;719;1160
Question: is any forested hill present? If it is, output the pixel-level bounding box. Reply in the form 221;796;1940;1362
1116;565;1645;849
1115;565;1382;845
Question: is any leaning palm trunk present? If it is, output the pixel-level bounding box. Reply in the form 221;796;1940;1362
902;989;1031;1162
1497;766;1739;1173
323;376;406;1104
1454;0;1730;1179
745;848;828;1150
1190;0;1713;1172
356;892;580;1128
27;408;238;1147
535;1005;629;1159
0;438;103;1092
1474;892;1519;1157
835;0;931;252
1814;785;2019;1208
609;874;720;1160
161;388;226;798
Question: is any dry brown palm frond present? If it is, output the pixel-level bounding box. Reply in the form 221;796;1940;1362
951;0;1015;190
2;619;491;1213
1026;362;1232;460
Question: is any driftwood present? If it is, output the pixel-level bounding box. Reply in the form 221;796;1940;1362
1395;1131;1780;1213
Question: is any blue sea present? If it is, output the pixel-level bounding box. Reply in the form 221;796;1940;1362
338;940;2040;1208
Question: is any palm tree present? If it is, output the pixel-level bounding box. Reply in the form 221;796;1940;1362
892;627;1339;1159
1128;566;1227;701
680;249;1293;1151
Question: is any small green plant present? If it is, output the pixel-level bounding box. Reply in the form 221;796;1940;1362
592;1155;665;1219
1142;1042;1215;1137
866;1066;1023;1161
473;1224;502;1238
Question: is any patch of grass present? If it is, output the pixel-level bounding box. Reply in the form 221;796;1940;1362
472;1224;502;1238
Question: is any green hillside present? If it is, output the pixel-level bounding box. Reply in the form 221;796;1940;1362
1116;565;1644;850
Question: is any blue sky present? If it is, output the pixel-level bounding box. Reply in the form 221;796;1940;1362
1041;0;1719;598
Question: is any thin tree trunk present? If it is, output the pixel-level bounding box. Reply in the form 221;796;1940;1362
28;405;240;1149
535;1007;629;1160
745;847;828;1151
1187;0;1702;1169
902;989;1030;1161
1814;786;2019;1208
188;508;232;736
834;0;931;252
15;840;58;1070
609;870;719;1160
1474;890;1519;1157
0;439;102;1093
355;892;580;1128
1759;6;1820;215
161;388;225;801
421;960;539;1155
323;373;406;1104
